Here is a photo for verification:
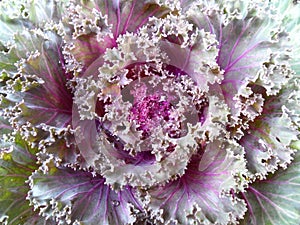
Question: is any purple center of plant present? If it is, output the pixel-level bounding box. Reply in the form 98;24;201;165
128;82;182;138
130;94;173;137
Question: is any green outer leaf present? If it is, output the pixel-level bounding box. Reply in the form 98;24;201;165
0;134;54;225
0;26;77;165
240;150;300;225
0;0;73;129
291;140;300;151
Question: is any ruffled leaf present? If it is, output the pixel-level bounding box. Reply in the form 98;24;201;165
240;150;300;225
185;0;293;125
0;0;29;47
73;0;172;38
0;117;12;149
153;17;222;92
72;18;229;189
219;9;290;122
0;134;54;225
22;0;68;26
62;0;172;75
0;0;73;129
269;0;300;74
0;27;78;166
6;29;73;129
0;0;68;46
0;2;83;170
240;84;299;179
145;139;247;225
28;165;144;225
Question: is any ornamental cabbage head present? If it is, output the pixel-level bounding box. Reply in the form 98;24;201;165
0;0;300;225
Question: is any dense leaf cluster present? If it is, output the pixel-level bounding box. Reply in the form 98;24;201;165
0;0;300;224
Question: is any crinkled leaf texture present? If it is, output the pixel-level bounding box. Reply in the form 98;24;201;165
240;150;300;225
28;165;144;225
71;9;225;189
0;0;80;168
186;0;293;123
0;0;300;225
0;117;12;149
240;83;300;179
62;0;172;75
0;26;73;129
184;0;300;178
145;139;247;225
0;134;55;225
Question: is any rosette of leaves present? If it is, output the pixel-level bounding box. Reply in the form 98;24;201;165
0;0;300;225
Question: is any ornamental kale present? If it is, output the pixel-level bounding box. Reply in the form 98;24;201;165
0;0;300;225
